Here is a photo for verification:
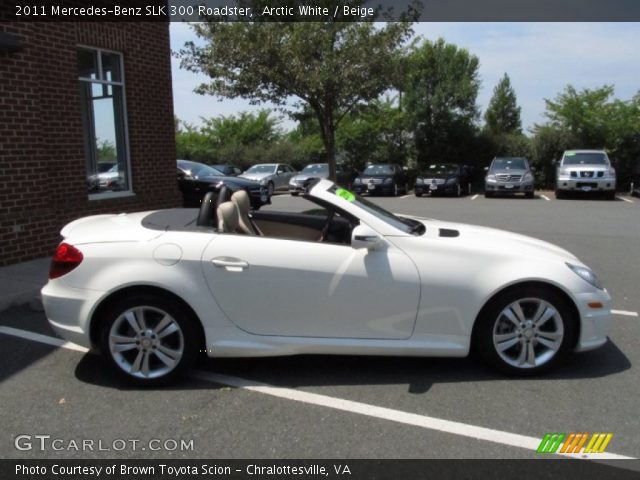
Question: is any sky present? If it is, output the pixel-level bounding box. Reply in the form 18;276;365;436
170;22;640;134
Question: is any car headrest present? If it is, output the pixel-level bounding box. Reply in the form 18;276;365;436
216;185;233;210
217;201;239;233
196;191;217;227
231;189;251;213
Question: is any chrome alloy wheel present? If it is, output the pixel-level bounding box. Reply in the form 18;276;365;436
108;306;184;379
492;298;564;369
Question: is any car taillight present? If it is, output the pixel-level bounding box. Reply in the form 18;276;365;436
49;243;83;279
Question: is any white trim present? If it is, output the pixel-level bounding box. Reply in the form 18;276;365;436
611;309;638;317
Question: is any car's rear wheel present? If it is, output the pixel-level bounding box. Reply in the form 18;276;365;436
99;294;200;385
555;189;565;199
474;287;577;375
415;191;422;197
484;191;493;198
526;191;534;199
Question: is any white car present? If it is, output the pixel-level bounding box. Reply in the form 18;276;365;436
42;180;612;385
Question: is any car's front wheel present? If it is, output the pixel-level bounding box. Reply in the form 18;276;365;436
99;294;200;385
474;287;577;375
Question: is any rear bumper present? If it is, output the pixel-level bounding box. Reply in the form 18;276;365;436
41;281;103;350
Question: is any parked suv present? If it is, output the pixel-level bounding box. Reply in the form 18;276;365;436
555;150;616;200
484;157;535;198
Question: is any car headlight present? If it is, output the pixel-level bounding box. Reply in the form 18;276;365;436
289;179;297;185
384;178;393;184
415;178;423;185
523;172;533;182
606;168;616;177
558;168;570;176
354;178;361;185
260;178;268;185
486;174;496;182
567;263;604;290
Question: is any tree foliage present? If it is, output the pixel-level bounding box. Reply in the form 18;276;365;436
402;38;480;168
178;6;416;179
484;73;521;135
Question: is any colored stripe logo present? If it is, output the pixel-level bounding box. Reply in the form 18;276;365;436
537;433;613;454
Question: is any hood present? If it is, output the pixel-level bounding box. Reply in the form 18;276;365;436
240;172;272;181
406;218;578;263
292;172;329;182
490;168;528;175
61;212;162;244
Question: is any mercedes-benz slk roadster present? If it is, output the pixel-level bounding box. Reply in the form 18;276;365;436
42;180;612;385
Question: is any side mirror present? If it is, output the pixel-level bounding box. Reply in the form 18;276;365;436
351;224;383;250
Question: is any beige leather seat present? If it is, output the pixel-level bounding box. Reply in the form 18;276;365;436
231;190;263;236
217;202;240;234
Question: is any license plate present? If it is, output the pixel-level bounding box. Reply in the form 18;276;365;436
505;184;514;189
430;184;437;190
581;186;592;192
368;184;375;190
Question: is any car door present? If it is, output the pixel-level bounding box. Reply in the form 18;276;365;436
201;233;420;339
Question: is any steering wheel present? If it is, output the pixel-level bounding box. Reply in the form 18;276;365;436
318;211;335;242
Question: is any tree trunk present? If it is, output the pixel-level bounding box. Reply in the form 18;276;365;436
315;106;337;182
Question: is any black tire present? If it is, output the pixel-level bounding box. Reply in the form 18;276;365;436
484;191;493;198
392;183;399;197
605;190;616;200
555;189;565;200
473;286;577;376
267;182;275;196
415;192;422;198
99;294;200;386
291;192;299;197
526;191;534;199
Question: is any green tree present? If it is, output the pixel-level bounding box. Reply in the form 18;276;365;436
484;73;521;135
403;38;480;167
178;8;415;180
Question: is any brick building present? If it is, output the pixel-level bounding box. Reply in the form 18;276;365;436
0;16;179;266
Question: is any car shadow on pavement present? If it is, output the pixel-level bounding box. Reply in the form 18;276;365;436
73;339;630;393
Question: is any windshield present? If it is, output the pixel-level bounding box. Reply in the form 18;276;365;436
327;185;424;235
562;152;608;165
491;158;527;170
246;164;276;174
424;164;459;175
179;161;223;177
364;164;395;175
302;164;329;174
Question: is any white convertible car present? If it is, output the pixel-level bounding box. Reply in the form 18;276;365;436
42;180;611;384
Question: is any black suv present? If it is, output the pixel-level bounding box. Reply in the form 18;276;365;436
353;164;408;196
415;164;472;197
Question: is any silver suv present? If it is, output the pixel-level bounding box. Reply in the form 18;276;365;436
555;150;616;200
484;157;535;198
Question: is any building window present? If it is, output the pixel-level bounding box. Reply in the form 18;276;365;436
78;47;131;197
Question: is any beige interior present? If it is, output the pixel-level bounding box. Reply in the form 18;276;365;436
231;190;263;236
217;202;239;233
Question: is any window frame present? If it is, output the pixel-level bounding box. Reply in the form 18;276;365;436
78;45;134;200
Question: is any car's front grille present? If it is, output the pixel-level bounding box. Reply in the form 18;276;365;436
367;178;383;185
424;178;445;185
496;174;522;182
580;171;594;178
576;182;598;188
570;171;578;178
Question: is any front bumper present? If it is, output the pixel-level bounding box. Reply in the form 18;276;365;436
573;290;613;352
485;181;533;193
556;177;616;192
415;183;457;195
353;183;394;195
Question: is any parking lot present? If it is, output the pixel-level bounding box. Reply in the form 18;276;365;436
1;191;639;461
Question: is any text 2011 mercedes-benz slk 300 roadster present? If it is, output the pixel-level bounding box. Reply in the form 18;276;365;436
42;180;612;384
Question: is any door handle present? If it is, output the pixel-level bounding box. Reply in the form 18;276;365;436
212;257;249;271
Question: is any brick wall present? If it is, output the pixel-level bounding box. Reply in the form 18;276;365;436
0;20;179;266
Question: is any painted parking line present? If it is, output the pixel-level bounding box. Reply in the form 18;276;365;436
400;194;413;199
540;194;551;201
618;196;634;204
0;326;635;460
470;194;478;200
611;309;639;317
